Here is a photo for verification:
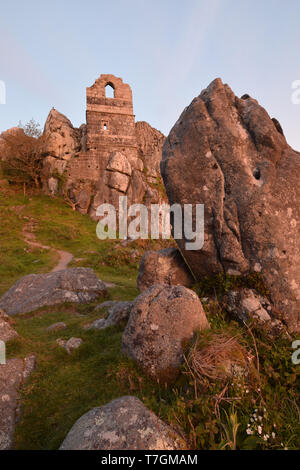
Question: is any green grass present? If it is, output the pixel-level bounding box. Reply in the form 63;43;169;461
0;192;57;295
0;190;140;292
9;304;299;450
1;187;299;450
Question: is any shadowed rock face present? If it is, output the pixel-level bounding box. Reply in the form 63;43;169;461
60;396;187;450
161;78;300;332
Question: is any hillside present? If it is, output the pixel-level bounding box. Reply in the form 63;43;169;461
0;185;299;450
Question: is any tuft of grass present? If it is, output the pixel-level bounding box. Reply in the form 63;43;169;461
187;331;253;383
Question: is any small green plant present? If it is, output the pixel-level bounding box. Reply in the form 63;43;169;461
218;407;240;450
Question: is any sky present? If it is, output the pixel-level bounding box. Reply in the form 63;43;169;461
1;0;300;149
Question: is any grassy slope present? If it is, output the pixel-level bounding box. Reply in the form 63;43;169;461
0;188;299;450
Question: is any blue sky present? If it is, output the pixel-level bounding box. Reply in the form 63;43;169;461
1;0;300;149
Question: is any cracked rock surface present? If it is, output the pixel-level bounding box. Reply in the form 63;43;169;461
60;396;186;450
161;78;300;332
0;355;35;450
0;268;107;315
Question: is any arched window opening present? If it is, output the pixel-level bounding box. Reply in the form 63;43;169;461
105;83;115;98
103;123;108;131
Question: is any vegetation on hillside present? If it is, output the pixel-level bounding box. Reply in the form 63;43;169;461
0;184;299;450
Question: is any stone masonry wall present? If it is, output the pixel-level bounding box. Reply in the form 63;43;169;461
41;74;166;218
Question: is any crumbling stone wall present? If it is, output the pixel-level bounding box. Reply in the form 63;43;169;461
40;74;166;218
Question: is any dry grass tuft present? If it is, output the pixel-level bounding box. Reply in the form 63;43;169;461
187;332;254;383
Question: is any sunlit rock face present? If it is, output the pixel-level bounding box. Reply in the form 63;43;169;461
161;78;300;332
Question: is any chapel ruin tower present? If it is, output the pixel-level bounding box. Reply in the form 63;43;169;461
64;74;165;217
86;74;137;161
68;74;138;184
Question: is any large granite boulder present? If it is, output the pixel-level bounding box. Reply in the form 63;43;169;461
161;78;300;332
137;248;194;292
60;396;186;450
0;268;107;315
122;285;209;381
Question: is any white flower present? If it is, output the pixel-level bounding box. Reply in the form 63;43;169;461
258;416;263;422
246;429;253;435
272;432;276;439
263;434;269;441
258;425;262;435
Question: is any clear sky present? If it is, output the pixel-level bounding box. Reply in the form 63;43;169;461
1;0;300;149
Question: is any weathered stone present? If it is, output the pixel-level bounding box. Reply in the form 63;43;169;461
226;289;272;323
0;127;25;161
0;355;35;450
64;337;83;354
122;285;209;381
41;108;81;160
0;310;18;342
46;322;67;332
161;78;300;332
94;300;117;311
0;268;107;315
89;301;133;330
56;338;67;348
137;248;194;292
60;396;186;450
106;171;129;193
56;337;83;353
136;121;165;177
47;177;58;195
106;151;132;176
225;288;285;335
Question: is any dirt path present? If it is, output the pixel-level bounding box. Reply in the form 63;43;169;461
13;206;115;285
22;222;73;272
